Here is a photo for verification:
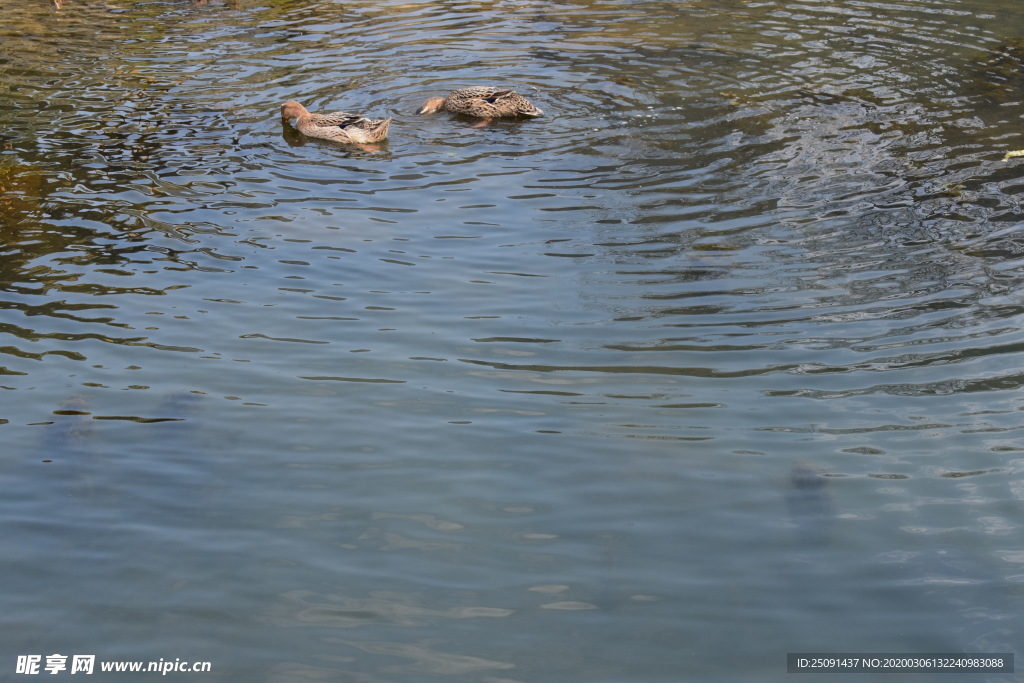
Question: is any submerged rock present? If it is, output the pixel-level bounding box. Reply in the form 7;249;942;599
785;459;834;546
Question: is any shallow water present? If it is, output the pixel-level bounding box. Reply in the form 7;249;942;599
3;0;1024;680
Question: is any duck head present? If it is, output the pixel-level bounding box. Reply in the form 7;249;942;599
281;100;310;121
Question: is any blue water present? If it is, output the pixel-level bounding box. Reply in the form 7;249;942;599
2;0;1024;680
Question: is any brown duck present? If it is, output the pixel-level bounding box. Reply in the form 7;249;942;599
280;100;391;144
415;86;543;118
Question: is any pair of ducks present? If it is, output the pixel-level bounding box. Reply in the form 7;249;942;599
280;86;543;144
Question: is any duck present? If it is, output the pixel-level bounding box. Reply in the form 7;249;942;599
415;86;543;118
280;100;391;144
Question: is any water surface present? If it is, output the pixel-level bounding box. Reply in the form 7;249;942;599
3;0;1024;680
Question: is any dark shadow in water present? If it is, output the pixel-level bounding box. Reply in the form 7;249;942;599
37;394;96;498
786;459;834;548
782;461;1022;679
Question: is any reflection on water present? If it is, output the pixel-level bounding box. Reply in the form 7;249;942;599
3;0;1024;680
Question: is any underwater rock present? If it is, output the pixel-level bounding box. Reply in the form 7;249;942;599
785;459;834;546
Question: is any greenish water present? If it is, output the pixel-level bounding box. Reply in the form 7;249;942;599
3;0;1024;680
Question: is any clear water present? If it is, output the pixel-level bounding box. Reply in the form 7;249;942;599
3;0;1024;680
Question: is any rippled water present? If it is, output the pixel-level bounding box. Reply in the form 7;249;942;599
4;0;1024;680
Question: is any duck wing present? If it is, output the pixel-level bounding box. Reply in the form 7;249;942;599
458;86;514;104
306;111;367;128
